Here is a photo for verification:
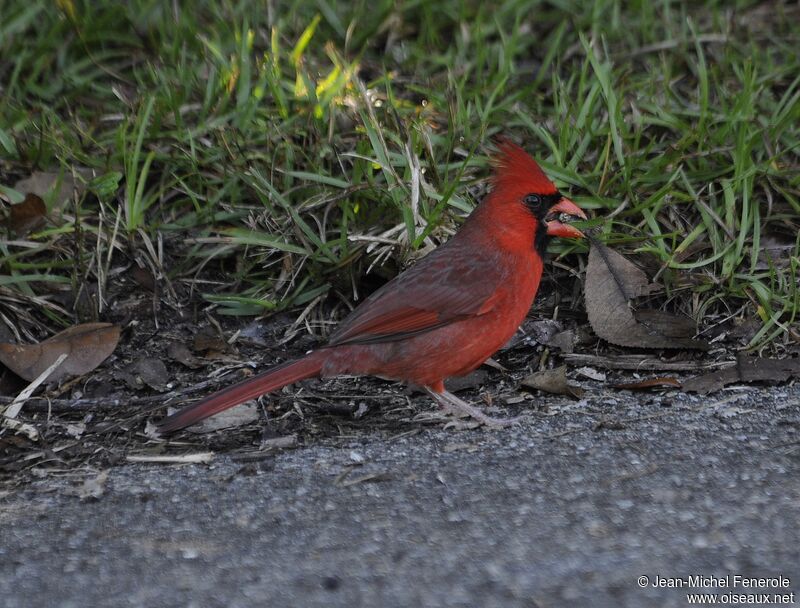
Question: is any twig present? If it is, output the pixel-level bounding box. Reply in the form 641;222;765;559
126;453;214;464
1;353;69;441
3;354;69;419
563;353;735;372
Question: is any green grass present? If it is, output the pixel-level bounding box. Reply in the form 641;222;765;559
1;0;798;347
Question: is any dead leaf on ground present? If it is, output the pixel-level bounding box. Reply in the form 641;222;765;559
193;327;231;355
167;342;205;369
119;358;170;391
682;355;800;394
584;240;708;350
0;322;120;382
13;170;88;211
547;330;576;353
2;193;46;235
611;377;682;391
521;366;584;399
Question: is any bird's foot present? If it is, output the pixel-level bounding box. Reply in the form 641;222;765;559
426;388;523;429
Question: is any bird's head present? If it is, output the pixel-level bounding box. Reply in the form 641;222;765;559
490;139;587;245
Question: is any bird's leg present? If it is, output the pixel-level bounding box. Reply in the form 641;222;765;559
424;387;523;429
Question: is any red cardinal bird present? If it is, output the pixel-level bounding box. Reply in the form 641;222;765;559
159;141;586;433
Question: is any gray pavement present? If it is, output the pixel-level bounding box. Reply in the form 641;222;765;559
2;383;799;607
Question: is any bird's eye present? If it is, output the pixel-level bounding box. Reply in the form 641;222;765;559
524;194;541;208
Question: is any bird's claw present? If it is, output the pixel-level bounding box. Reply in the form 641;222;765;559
426;389;525;430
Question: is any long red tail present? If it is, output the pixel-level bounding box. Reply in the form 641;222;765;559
158;351;326;433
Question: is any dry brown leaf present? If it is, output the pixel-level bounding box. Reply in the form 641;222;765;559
585;241;708;350
121;357;169;391
0;322;121;382
521;366;584;399
13;170;88;211
167;341;204;369
193;327;231;355
3;193;46;235
682;355;800;394
547;330;576;353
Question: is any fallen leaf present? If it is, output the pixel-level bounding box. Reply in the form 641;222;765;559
3;193;46;235
0;323;120;382
633;309;699;339
585;240;708;350
682;355;800;394
122;358;169;392
13;171;79;211
167;342;204;369
521;366;584;398
193;327;230;355
611;377;682;390
548;330;575;353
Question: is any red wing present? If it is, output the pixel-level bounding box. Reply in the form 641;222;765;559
328;241;503;347
331;307;444;344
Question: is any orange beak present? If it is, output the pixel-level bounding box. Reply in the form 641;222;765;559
545;197;587;239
